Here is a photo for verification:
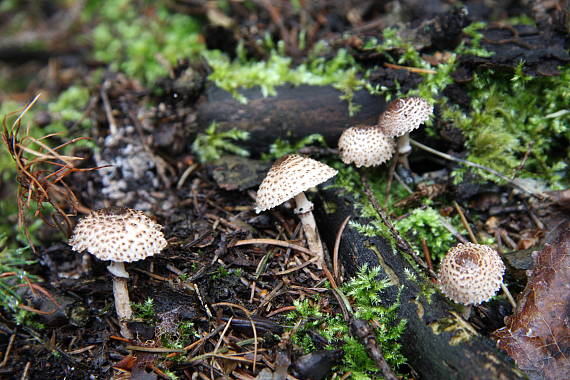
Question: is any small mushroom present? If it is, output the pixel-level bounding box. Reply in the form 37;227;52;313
338;125;396;168
378;96;433;166
69;207;167;338
438;243;506;306
255;154;337;265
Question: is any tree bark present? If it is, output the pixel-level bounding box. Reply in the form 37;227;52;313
313;187;524;380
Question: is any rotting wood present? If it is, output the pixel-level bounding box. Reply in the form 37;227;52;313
196;84;385;151
313;187;525;380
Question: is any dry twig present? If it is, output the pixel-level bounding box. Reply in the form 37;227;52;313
360;173;436;278
333;215;351;282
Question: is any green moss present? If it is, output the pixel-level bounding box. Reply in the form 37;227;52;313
89;0;205;83
46;85;94;138
162;320;199;350
418;278;438;305
205;47;368;115
394;207;460;262
328;164;408;247
447;63;570;188
287;265;406;378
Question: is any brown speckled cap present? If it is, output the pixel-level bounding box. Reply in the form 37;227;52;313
438;243;506;305
378;96;433;137
69;207;167;263
338;125;395;167
255;154;337;213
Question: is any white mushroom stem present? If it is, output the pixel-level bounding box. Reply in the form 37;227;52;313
397;133;412;168
107;261;134;339
108;261;130;278
112;277;133;321
293;192;325;265
397;133;412;155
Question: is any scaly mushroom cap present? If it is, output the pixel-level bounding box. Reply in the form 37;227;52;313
438;243;506;305
378;96;433;137
255;154;337;213
338;125;395;167
69;207;167;262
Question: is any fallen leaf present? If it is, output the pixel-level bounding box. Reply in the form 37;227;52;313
493;221;570;380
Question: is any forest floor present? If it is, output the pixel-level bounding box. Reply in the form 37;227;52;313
0;1;569;379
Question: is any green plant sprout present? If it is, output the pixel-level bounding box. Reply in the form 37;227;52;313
0;233;42;326
132;297;156;321
191;122;250;163
212;265;242;280
262;133;327;161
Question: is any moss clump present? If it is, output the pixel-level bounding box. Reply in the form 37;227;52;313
132;297;157;322
328;164;406;245
205;46;368;115
395;207;460;262
46;85;93;136
89;0;204;84
288;265;406;378
447;63;570;188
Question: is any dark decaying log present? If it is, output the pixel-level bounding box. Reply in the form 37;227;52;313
196;84;384;152
313;187;525;380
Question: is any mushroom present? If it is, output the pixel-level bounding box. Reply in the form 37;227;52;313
378;96;433;167
338;124;396;168
69;207;167;338
438;243;509;306
255;154;337;265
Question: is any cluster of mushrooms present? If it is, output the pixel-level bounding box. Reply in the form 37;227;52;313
339;96;433;168
68;96;512;339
